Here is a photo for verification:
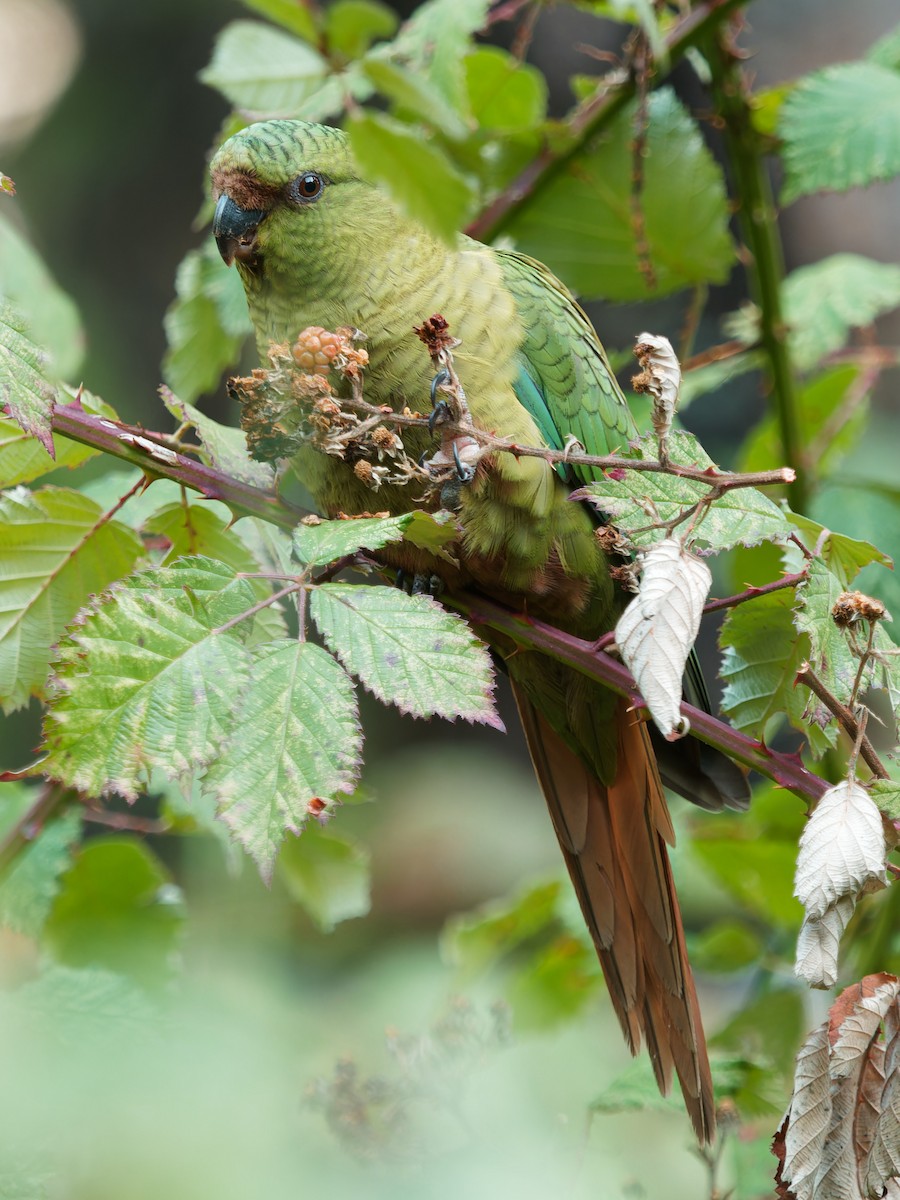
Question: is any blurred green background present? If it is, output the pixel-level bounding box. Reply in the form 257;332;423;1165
1;0;899;1196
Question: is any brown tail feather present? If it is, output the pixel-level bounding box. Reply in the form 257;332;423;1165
512;685;715;1144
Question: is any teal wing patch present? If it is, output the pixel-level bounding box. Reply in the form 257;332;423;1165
498;249;636;485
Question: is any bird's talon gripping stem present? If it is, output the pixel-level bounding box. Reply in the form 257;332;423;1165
452;441;476;484
428;368;454;434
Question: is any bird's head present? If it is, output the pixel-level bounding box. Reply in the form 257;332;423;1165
210;120;363;273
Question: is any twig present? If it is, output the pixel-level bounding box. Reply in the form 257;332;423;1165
795;662;888;780
0;783;72;874
82;808;171;835
702;570;806;615
331;389;795;487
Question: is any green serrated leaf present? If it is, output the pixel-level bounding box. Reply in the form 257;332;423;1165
360;58;468;140
45;839;184;989
738;366;865;478
577;431;789;551
784;255;900;371
293;511;415;567
241;0;319;41
163;245;250;403
505;88;733;301
0;788;81;938
0;210;84;379
779;63;900;204
590;1057;683;1115
278;822;370;931
311;582;501;725
464;47;547;133
812;480;900;618
200;19;330;115
719;589;832;754
0;486;144;713
785;512;891;585
348;112;476;242
0;304;57;456
41;557;257;797
870;778;900;820
795;556;900;712
442;879;563;974
204;639;361;874
326;0;397;59
387;0;489;110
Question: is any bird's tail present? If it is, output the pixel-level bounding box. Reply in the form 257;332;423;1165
512;683;716;1144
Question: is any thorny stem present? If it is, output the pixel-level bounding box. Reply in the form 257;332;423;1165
449;590;829;803
795;663;889;781
701;571;806;615
708;27;807;512
467;0;749;242
19;399;828;806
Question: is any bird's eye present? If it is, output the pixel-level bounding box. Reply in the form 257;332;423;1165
291;172;324;203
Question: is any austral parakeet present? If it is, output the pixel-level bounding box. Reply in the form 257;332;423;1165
211;120;749;1143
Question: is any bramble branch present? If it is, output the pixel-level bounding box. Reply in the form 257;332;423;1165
794;662;889;781
449;590;829;804
467;0;749;241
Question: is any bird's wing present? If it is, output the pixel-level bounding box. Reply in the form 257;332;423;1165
497;248;635;481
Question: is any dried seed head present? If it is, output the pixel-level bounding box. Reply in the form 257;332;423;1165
413;313;458;356
353;460;374;485
832;590;887;628
595;524;633;559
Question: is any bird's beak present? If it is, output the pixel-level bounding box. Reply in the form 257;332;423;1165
213;193;266;266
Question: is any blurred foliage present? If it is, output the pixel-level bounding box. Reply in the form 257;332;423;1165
1;0;900;1196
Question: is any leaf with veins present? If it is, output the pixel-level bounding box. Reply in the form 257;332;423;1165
614;538;711;738
794;781;887;920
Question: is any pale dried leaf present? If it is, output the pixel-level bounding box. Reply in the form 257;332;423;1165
635;331;681;442
795;895;856;989
614;538;711;738
794;781;887;919
811;981;900;1198
867;1005;900;1193
782;1021;832;1200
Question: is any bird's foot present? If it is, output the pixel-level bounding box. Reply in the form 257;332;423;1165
395;569;443;597
428;368;453;433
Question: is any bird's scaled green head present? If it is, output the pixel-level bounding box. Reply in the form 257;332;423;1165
210;119;368;276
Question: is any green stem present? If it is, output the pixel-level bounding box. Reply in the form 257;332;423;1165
708;31;808;512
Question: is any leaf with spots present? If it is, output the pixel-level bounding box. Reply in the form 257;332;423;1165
292;509;456;568
204;639;362;877
41;557;257;798
310;582;502;726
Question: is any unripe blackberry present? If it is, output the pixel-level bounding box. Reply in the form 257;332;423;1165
292;326;345;372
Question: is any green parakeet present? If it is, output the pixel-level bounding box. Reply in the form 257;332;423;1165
211;119;748;1143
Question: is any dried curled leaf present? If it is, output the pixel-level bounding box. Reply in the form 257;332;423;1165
632;332;681;457
614;537;711;738
777;974;900;1200
793;780;887;989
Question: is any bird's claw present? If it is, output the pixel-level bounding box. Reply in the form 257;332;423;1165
428;369;453;434
452;441;476;483
395;569;443;597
